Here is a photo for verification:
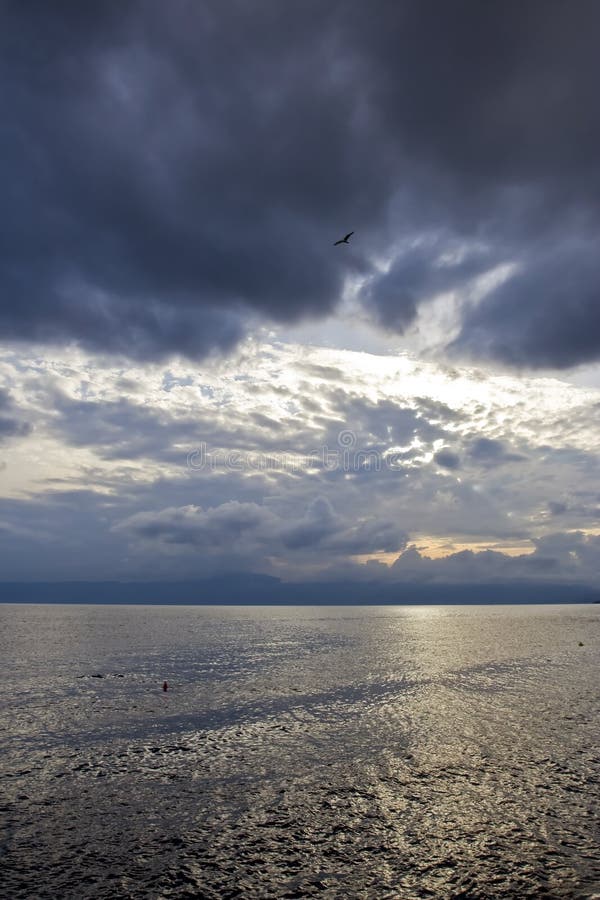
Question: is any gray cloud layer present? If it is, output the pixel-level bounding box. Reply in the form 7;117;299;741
2;1;600;365
0;388;31;442
1;342;598;582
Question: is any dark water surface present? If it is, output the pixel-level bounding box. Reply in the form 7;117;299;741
1;603;599;899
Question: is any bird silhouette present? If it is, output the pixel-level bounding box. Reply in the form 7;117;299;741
334;231;354;246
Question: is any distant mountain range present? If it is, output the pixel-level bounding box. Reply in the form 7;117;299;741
1;575;599;605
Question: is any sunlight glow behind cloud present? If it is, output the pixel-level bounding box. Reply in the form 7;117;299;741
1;336;599;583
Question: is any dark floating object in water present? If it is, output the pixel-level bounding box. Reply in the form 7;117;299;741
334;231;354;246
578;641;584;646
163;681;168;691
91;673;104;678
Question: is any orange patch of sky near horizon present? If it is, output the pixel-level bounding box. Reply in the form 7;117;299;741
352;537;536;567
354;525;600;567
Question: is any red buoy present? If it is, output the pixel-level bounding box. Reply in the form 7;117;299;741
162;681;168;692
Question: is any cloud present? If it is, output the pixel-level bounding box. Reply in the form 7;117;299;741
119;501;276;548
390;531;600;585
115;497;408;574
281;497;337;550
2;2;600;365
548;501;568;516
467;437;525;467
434;449;461;470
0;2;362;360
362;236;492;332
0;388;31;442
0;341;599;582
452;242;600;368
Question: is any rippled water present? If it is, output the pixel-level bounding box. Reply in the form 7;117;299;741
1;603;599;899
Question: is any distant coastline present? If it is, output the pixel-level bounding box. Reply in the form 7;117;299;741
1;576;598;606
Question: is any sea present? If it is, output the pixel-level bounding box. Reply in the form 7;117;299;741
1;603;599;899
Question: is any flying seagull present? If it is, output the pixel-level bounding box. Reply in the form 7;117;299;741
334;231;354;246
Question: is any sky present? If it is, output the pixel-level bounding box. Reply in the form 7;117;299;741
1;1;600;592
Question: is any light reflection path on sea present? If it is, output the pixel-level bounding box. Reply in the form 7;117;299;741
1;603;599;898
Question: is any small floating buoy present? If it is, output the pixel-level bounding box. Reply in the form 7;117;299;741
578;641;584;647
162;681;168;691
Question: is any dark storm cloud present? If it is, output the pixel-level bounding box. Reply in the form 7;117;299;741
2;1;600;364
349;0;600;365
0;1;369;359
452;243;600;368
363;238;492;332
